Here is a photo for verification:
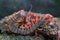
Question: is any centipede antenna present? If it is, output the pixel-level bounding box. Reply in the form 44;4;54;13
28;5;32;13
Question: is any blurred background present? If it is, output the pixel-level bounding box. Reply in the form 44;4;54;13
0;0;60;19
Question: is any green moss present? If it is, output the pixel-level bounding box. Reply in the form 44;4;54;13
0;33;45;40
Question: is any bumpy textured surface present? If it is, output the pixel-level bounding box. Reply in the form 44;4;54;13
0;10;59;39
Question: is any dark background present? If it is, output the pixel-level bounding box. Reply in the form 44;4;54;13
0;0;60;19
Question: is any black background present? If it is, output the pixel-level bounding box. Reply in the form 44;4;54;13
0;0;60;19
